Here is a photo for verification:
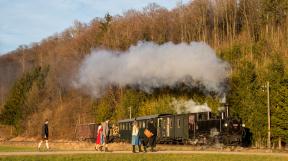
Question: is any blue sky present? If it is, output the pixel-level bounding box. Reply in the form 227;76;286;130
0;0;190;55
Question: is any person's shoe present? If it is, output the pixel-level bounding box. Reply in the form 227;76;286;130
144;146;147;153
138;145;143;152
95;147;98;151
104;147;110;152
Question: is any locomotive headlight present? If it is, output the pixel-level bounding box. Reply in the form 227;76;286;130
224;123;228;127
242;124;245;127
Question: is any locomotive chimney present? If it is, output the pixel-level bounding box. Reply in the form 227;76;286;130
226;104;229;117
220;93;228;118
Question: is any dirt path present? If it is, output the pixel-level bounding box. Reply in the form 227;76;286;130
1;150;288;157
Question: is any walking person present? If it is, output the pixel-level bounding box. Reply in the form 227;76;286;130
38;119;50;151
131;121;142;153
102;119;110;152
95;123;103;151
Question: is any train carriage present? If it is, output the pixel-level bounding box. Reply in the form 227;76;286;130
118;114;161;142
75;123;98;142
118;111;246;146
157;114;174;143
118;118;134;141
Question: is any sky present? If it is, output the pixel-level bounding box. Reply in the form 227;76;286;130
0;0;190;55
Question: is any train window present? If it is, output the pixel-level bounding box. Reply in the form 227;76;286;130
209;112;220;119
170;119;173;128
198;113;208;120
143;121;145;128
177;119;181;128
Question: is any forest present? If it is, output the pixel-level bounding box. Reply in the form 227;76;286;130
0;0;287;148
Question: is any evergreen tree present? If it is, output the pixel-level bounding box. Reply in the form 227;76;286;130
0;66;49;133
267;55;288;145
228;61;267;146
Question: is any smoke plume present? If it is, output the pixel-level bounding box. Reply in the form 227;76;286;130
171;98;212;114
74;41;230;97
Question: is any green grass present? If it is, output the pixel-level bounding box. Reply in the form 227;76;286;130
0;145;35;152
0;154;287;161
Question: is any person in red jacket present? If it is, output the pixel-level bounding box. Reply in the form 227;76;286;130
95;123;103;151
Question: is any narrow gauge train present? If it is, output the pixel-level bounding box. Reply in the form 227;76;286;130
118;111;245;145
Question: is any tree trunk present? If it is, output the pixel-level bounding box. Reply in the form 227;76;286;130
213;14;218;47
0;86;3;107
278;137;282;150
59;89;63;111
21;53;25;74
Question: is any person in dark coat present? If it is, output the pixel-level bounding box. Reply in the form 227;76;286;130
38;119;49;151
144;119;157;152
139;123;148;152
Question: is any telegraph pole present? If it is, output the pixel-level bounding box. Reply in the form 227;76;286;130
267;81;271;149
129;106;132;119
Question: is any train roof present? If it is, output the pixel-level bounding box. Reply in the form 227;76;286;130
136;114;159;120
118;118;135;123
118;114;173;123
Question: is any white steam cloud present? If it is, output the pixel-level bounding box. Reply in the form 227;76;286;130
74;41;230;97
171;98;212;114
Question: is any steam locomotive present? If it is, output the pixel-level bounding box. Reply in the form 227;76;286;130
118;110;246;146
75;108;249;146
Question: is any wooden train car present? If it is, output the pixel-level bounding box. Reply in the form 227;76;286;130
75;123;120;143
75;123;98;142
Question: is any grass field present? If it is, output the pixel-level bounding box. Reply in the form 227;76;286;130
0;145;288;161
0;154;288;161
0;145;35;152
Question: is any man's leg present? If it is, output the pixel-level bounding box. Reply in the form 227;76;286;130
104;143;108;151
138;145;143;152
104;136;109;151
45;140;50;150
151;136;157;152
38;140;43;150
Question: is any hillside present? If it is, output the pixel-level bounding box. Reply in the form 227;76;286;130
0;0;288;147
